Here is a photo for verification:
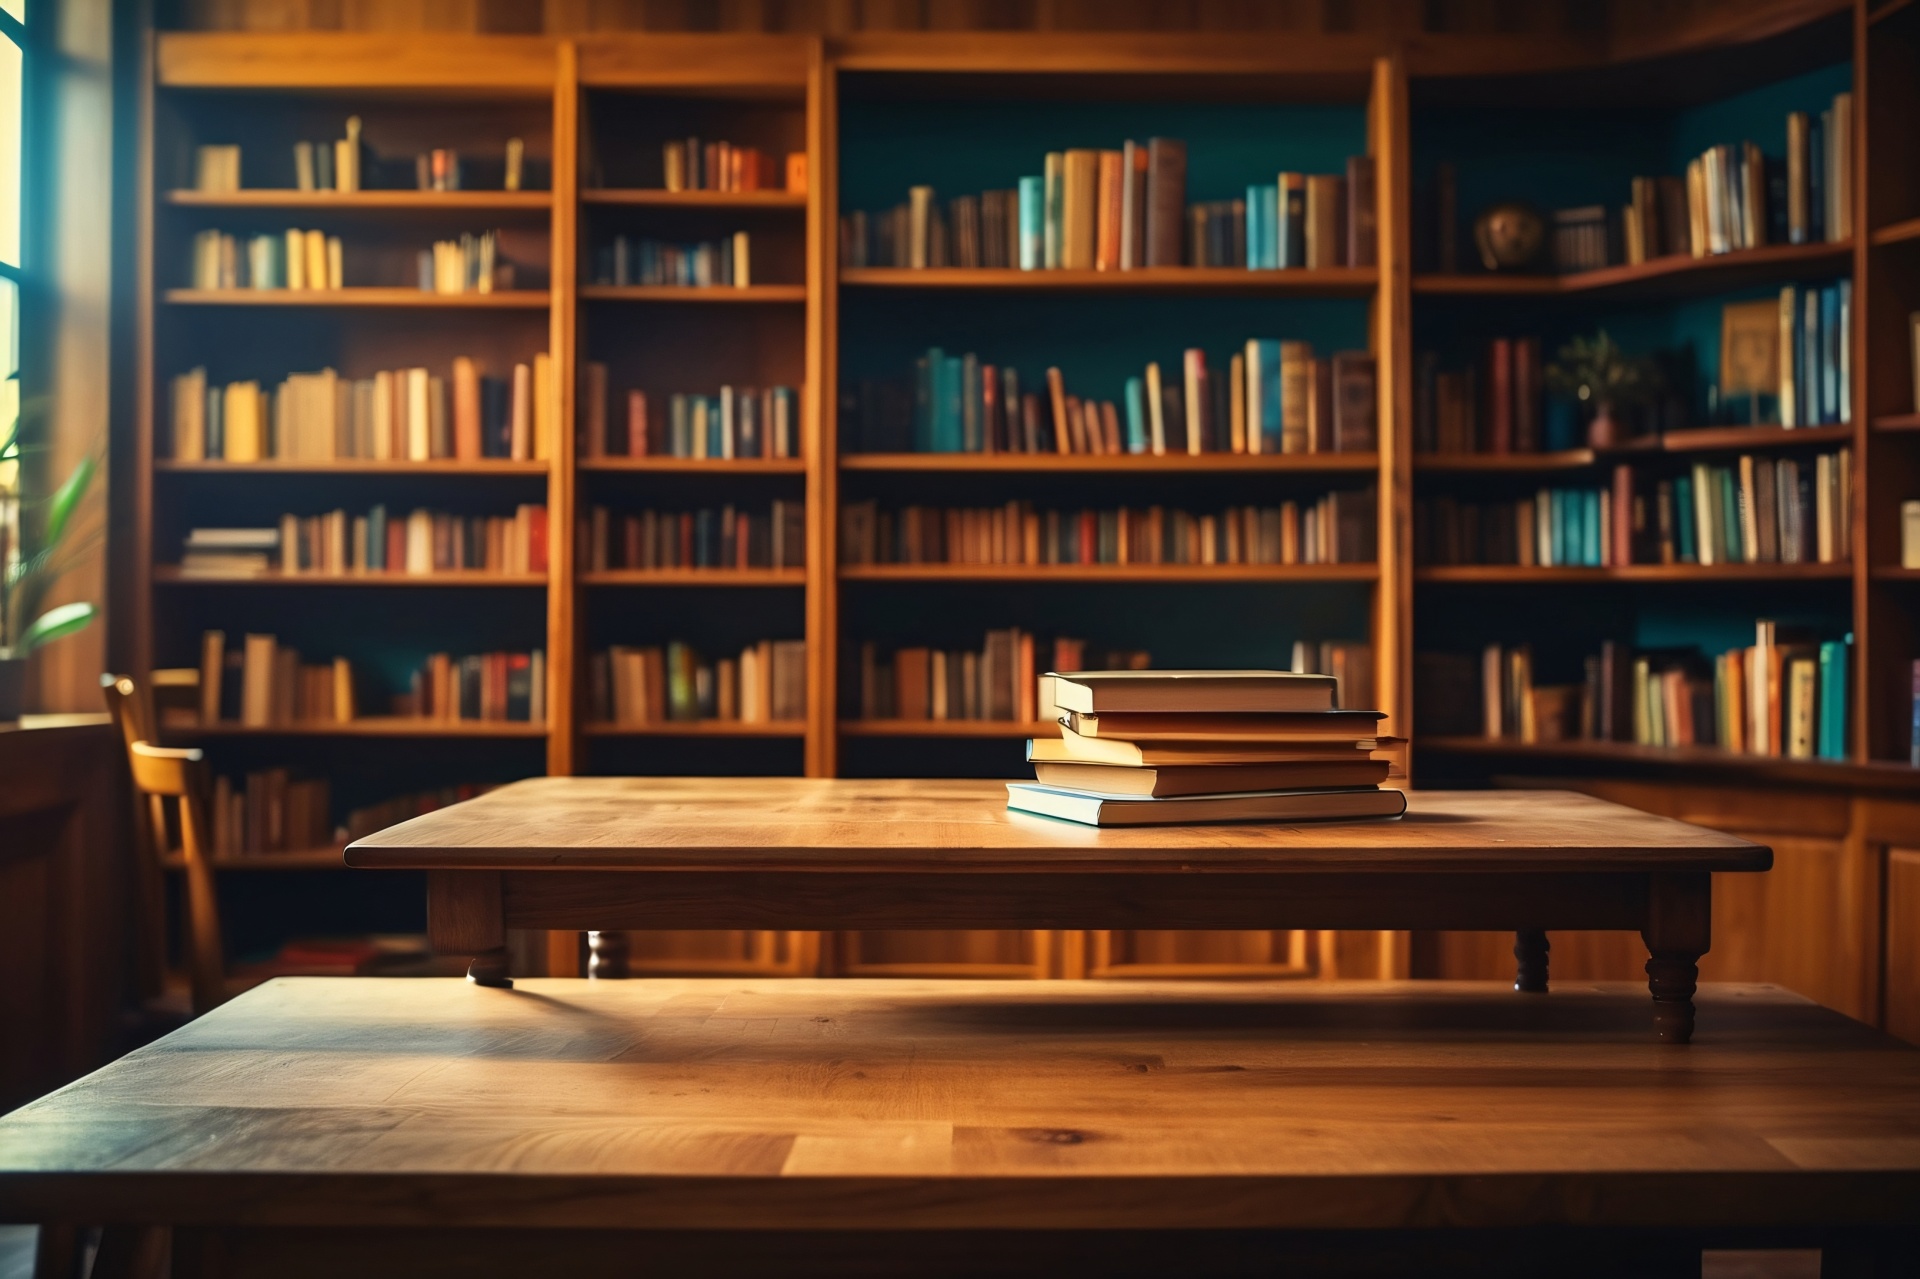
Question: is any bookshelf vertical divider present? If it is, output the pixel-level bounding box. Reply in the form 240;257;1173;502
804;38;839;779
1372;50;1415;766
549;39;581;777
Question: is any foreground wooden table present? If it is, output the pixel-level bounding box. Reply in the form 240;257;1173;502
347;780;1770;1042
1;977;1914;1277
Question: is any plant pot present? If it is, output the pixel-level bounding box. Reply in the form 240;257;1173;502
0;657;24;724
1586;400;1621;449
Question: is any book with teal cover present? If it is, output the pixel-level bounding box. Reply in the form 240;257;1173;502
1123;376;1148;453
1018;176;1044;270
1583;490;1601;567
1720;468;1744;563
1675;474;1697;561
913;352;935;453
1817;639;1847;760
940;353;965;453
1249;338;1281;451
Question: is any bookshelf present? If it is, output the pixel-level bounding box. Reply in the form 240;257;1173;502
130;10;1920;996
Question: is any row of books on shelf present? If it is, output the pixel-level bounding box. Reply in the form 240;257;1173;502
577;374;801;460
592;233;752;288
1656;96;1853;262
580;502;805;572
178;505;550;578
843;343;1376;456
188;228;516;295
838;494;1377;567
196;631;547;726
659;139;804;193
855;634;1146;723
1431;624;1850;761
840;143;1374;271
590;640;807;725
1415;291;1849;457
191;128;535;194
1419;94;1851;275
169;357;557;462
198;773;500;860
192;229;341;291
1414;449;1851;567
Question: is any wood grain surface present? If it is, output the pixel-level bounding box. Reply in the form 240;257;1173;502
345;782;1769;875
0;977;1915;1233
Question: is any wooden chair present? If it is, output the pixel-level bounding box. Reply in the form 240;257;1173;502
102;673;228;1015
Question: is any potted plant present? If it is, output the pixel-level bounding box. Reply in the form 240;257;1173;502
1;384;99;722
1544;330;1661;449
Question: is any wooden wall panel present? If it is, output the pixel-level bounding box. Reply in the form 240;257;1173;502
1887;850;1920;1046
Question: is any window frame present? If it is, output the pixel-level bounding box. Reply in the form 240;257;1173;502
0;1;21;280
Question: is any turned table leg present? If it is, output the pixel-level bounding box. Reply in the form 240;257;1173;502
588;930;631;979
1643;872;1711;1044
1513;930;1550;993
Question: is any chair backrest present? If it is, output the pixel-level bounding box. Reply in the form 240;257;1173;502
101;674;169;1001
103;671;228;1014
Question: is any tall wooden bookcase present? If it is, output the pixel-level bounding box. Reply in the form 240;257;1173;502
130;10;1920;994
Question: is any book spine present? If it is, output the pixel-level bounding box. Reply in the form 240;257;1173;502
1144;137;1187;268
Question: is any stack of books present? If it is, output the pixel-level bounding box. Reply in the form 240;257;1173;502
1005;670;1405;827
180;527;280;577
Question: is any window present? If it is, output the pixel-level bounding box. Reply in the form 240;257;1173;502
1;1;21;573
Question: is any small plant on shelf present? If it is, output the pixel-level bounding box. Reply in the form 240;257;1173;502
1544;329;1661;448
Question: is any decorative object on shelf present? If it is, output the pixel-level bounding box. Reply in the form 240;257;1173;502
1544;330;1659;449
0;403;99;721
1472;202;1545;272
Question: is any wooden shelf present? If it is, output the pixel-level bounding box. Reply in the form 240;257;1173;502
1420;735;1920;794
164;288;551;308
839;719;1059;738
1416;563;1853;584
1419;450;1598;472
1417;425;1856;472
164;189;552;211
1870;216;1920;246
159;846;348;871
155;459;548;475
1413;241;1852;300
175;718;547;739
582;189;806;209
1872;566;1920;581
155;567;547;587
1411;274;1561;296
578;456;805;473
584;720;806;737
840;266;1377;295
841;451;1379;474
840;562;1377;583
1874;413;1920;432
581;569;805;587
581;284;806;303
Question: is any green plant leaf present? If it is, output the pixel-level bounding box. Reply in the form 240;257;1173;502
16;601;96;655
43;455;96;550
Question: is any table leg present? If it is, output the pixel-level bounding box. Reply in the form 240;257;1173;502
466;947;513;988
428;872;511;990
1513;930;1549;993
1642;871;1711;1045
588;930;631;979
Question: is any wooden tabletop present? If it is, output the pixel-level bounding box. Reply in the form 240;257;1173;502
344;780;1769;874
0;977;1913;1233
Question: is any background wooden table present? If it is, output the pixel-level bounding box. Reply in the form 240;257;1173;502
347;782;1771;1041
1;977;1914;1278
